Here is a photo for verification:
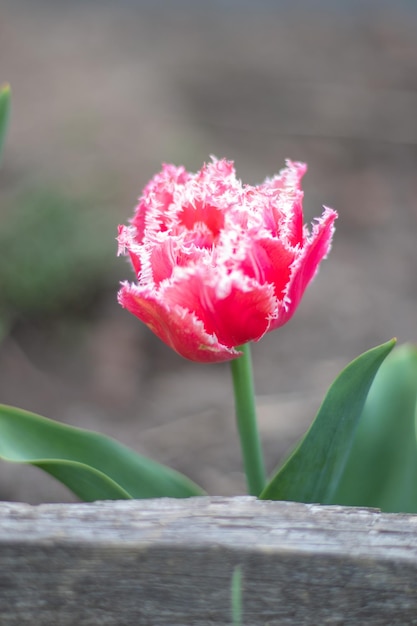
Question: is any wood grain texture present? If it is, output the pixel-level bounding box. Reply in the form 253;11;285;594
0;496;417;625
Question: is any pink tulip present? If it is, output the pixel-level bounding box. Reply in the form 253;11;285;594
118;158;337;362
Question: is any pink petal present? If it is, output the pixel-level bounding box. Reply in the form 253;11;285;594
150;239;177;285
263;160;307;194
162;270;277;348
269;207;337;330
259;161;307;246
239;238;296;300
117;225;142;276
132;164;191;239
118;282;241;363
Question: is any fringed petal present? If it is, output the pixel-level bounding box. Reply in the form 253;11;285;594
162;269;277;348
118;282;241;362
269;207;337;330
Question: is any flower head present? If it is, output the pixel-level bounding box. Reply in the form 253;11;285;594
118;158;337;362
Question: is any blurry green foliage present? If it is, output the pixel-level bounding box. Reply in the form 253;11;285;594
0;185;119;320
0;84;11;164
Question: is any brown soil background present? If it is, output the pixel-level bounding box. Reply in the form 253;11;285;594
1;0;417;502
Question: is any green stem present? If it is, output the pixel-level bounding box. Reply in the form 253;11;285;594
230;343;266;496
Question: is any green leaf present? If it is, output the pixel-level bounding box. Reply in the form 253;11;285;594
0;84;11;163
0;404;205;501
331;344;417;513
260;339;396;503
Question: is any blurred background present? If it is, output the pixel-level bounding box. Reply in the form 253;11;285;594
1;0;417;502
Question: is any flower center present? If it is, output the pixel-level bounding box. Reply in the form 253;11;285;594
179;201;225;240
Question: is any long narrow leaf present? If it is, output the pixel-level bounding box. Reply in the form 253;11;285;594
0;404;205;501
33;461;132;502
260;339;396;503
0;84;11;163
331;344;417;512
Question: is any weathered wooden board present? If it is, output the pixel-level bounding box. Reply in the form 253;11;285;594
0;496;416;625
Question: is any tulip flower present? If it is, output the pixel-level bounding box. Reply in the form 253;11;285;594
118;158;337;362
118;158;337;495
